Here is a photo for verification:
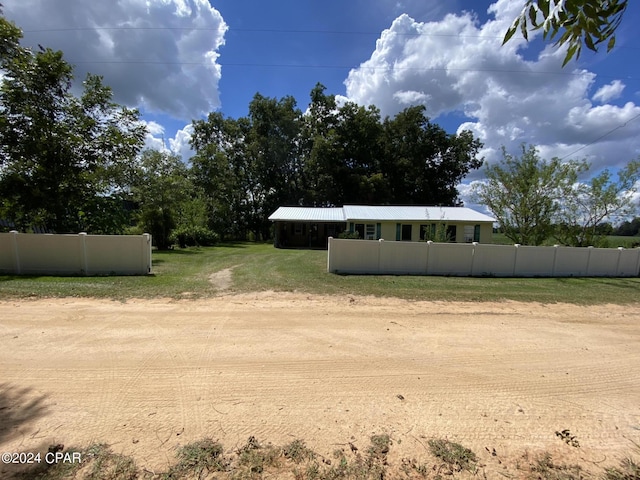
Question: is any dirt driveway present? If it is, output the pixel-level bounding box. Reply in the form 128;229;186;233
1;293;639;477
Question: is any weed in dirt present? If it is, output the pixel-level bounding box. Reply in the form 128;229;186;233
528;452;585;479
428;438;478;474
161;438;229;478
400;457;431;478
284;439;317;464
235;436;281;477
603;457;640;479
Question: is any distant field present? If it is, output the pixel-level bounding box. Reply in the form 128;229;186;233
0;242;638;304
491;232;640;247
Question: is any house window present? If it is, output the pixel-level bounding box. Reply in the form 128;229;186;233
474;225;481;242
365;224;376;240
401;224;412;241
354;223;376;240
420;224;435;241
446;225;457;242
463;225;474;243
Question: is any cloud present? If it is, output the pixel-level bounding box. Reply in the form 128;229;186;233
343;0;640;176
592;80;625;103
4;0;227;121
142;121;195;161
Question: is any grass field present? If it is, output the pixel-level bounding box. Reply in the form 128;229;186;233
1;241;638;304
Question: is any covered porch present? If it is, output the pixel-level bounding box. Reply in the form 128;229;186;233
273;221;346;249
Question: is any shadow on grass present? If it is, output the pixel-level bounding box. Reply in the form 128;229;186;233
555;277;640;289
153;248;204;255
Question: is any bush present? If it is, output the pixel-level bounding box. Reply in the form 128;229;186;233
170;226;219;248
338;230;361;239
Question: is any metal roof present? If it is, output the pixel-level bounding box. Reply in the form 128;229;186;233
343;205;496;222
269;205;495;223
268;207;345;222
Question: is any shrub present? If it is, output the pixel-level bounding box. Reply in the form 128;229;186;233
170;226;219;248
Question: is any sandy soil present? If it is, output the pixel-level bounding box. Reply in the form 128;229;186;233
1;293;639;477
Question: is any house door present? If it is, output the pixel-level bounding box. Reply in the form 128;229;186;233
401;224;412;241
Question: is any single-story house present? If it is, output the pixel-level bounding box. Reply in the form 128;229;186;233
268;205;496;248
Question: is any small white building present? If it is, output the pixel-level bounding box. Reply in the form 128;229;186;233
268;205;496;248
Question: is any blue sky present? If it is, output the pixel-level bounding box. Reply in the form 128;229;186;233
4;0;640;205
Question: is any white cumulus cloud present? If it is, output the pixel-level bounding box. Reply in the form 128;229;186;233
4;0;227;121
592;80;625;103
343;0;640;175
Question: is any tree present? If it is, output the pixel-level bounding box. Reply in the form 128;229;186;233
131;150;192;250
0;14;146;233
382;105;483;205
474;144;581;245
554;160;640;246
244;93;304;239
504;0;628;66
191;112;251;240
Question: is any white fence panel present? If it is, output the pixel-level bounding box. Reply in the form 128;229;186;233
15;233;83;275
327;238;380;274
379;240;428;274
326;237;640;277
587;248;620;276
0;231;152;276
514;245;556;277
554;247;589;276
471;244;517;276
85;235;152;275
617;248;640;277
0;233;16;272
426;243;474;275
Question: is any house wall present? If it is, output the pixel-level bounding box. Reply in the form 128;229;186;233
0;231;152;275
348;221;493;243
327;238;640;277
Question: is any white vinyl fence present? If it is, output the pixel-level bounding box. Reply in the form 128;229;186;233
0;231;152;276
327;238;640;277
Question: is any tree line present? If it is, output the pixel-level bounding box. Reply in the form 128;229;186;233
0;12;484;248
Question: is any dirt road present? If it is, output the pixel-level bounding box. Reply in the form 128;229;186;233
1;293;639;477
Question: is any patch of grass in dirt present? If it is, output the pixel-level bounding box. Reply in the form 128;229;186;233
11;437;640;480
603;457;640;480
1;242;639;303
161;438;229;479
18;443;137;480
427;438;478;475
527;452;585;480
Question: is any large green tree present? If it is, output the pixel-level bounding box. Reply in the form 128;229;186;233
554;159;640;246
382;105;483;206
0;13;146;233
504;0;628;65
474;144;581;245
131;150;192;250
190;112;251;240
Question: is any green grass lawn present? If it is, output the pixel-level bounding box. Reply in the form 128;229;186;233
1;242;639;304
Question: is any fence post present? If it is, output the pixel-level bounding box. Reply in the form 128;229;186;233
470;242;478;276
425;241;433;275
79;232;88;275
327;236;333;273
585;246;594;276
378;238;383;274
143;233;152;274
615;247;624;276
9;230;21;275
513;244;520;276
